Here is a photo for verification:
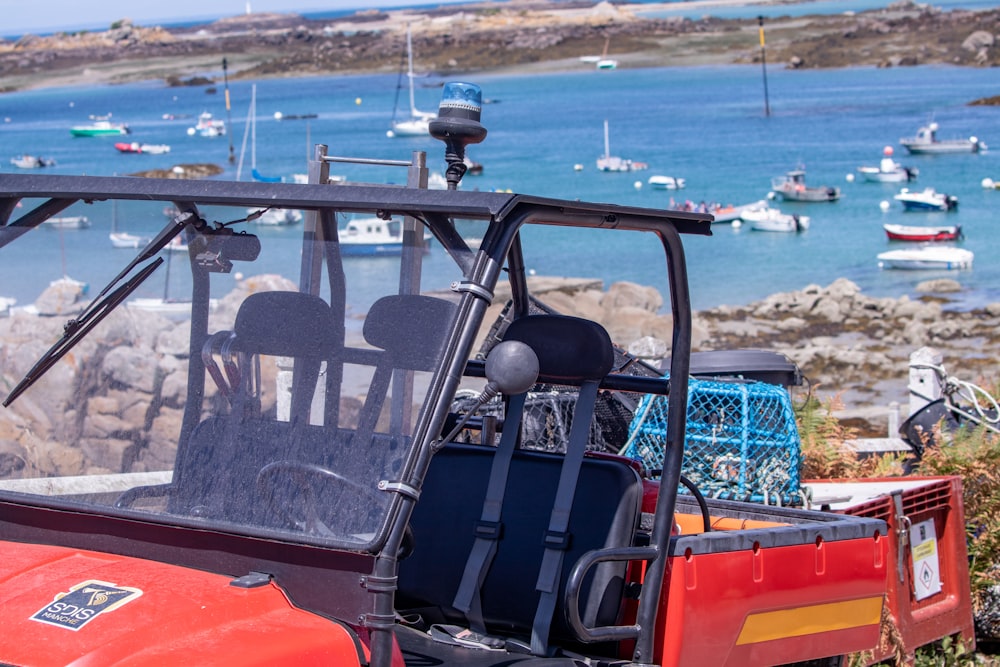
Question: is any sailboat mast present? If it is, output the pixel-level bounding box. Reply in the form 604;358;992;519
250;84;257;171
406;25;418;116
235;84;254;181
603;119;611;159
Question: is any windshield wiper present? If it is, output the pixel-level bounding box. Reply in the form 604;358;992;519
3;258;164;407
94;209;200;305
3;209;199;407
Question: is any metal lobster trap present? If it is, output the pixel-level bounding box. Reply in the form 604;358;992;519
623;351;806;506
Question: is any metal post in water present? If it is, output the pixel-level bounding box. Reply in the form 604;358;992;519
758;16;771;117
223;58;235;164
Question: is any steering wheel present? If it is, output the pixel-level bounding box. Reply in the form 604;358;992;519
256;460;382;537
255;461;417;558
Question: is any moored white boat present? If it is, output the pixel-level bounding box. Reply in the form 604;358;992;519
187;112;225;137
110;231;150;248
708;199;768;223
10;154;55;169
340;217;430;256
389;114;434;138
115;142;171;154
900;122;985;154
387;25;436;138
246;207;303;226
647;175;685;190
740;206;810;233
877;246;973;270
883;223;962;242
43;215;91;229
894;187;958;212
857;146;917;183
108;200;149;248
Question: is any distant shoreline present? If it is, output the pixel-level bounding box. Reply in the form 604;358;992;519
3;1;997;94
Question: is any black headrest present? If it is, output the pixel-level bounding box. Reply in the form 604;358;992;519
363;295;458;371
503;315;614;383
233;291;338;358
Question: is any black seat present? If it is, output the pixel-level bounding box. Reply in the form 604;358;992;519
118;291;342;514
351;294;458;445
167;291;343;520
225;290;341;422
171;293;458;530
397;314;642;654
399;444;642;640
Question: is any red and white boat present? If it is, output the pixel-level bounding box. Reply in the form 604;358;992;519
115;141;171;154
883;223;962;242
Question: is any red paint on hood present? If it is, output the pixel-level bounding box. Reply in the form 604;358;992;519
0;541;366;666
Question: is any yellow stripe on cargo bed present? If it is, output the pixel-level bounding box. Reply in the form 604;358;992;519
736;597;883;645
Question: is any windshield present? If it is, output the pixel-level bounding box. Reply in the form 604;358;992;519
0;170;709;566
0;194;478;553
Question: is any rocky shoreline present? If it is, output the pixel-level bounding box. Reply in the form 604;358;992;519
1;1;998;93
2;273;996;477
505;275;1000;436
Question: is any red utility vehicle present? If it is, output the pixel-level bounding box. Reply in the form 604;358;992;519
0;83;887;666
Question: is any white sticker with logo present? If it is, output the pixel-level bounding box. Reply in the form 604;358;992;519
30;580;143;631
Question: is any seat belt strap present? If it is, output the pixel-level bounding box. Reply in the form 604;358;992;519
530;379;599;656
452;391;527;632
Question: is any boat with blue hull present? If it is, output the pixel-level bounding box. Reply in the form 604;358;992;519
894;187;958;212
340;217;430;256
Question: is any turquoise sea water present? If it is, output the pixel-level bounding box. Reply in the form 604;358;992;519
1;64;998;312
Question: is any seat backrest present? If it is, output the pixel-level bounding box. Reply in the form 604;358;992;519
398;314;641;649
230;290;340;423
362;294;457;373
502;314;615;387
352;294;457;444
171;292;341;516
231;290;340;359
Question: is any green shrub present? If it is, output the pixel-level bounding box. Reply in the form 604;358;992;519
915;421;1000;627
912;633;977;666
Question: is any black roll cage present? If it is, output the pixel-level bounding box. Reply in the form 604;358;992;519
0;147;712;667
